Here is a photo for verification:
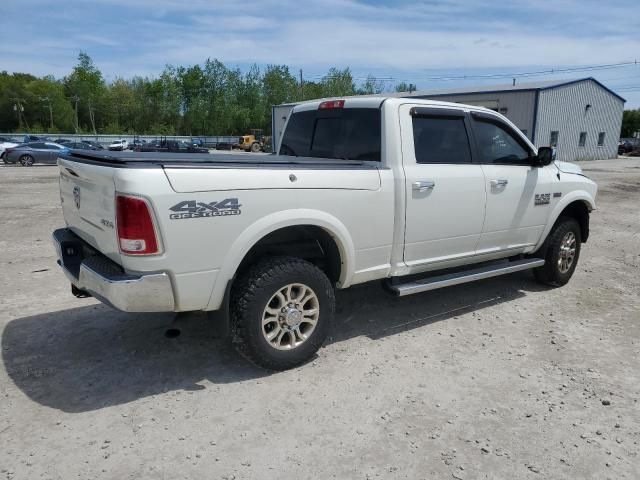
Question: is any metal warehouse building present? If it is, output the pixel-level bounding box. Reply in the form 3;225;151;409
272;77;625;162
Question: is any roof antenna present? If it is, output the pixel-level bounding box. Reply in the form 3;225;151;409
512;78;516;86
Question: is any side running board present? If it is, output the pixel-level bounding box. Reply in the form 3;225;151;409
388;258;545;297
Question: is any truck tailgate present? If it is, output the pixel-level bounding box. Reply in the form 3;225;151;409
58;158;121;264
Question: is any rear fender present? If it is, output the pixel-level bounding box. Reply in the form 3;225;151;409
206;209;355;311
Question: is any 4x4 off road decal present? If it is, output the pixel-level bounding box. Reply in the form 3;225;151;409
169;198;241;220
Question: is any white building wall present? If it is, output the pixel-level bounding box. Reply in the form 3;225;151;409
272;104;297;152
535;80;624;161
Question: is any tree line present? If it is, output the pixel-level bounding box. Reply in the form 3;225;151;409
622;109;640;138
2;52;636;138
0;52;416;136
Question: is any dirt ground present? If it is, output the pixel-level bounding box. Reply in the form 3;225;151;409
0;158;638;480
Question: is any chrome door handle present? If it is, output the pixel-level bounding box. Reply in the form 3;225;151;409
412;180;435;192
490;179;508;187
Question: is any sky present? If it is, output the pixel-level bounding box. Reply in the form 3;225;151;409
1;0;639;107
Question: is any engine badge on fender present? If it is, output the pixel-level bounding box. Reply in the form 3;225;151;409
534;193;551;205
169;198;241;220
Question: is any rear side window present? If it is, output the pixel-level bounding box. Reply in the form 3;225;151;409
412;117;472;164
280;108;381;161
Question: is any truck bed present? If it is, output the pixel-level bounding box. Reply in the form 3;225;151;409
60;150;381;170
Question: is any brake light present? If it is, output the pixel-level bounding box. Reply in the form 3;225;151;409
318;100;345;110
116;195;159;255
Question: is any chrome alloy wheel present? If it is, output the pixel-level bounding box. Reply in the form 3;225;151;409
262;283;320;351
558;231;577;273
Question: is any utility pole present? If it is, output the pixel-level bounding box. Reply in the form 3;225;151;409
299;69;304;101
40;96;54;130
11;97;27;131
71;95;80;133
88;97;97;135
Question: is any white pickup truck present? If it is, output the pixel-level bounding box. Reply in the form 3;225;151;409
53;97;597;370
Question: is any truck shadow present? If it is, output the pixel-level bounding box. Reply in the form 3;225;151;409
2;272;544;413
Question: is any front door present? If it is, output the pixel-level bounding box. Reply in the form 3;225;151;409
400;104;486;271
469;112;554;254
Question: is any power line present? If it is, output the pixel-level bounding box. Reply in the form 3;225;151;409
303;60;639;84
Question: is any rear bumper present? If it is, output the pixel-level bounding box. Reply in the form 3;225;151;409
52;228;175;312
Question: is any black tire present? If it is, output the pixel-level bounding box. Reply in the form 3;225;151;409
533;216;581;286
250;142;261;153
19;154;34;166
230;256;335;370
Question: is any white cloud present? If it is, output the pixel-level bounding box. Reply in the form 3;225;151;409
2;0;639;105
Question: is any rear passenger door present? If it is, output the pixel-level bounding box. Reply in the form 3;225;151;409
469;111;553;254
400;105;486;271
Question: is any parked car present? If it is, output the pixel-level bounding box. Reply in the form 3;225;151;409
81;140;104;150
61;141;102;150
52;97;597;370
23;135;47;143
108;139;128;151
618;139;634;155
134;138;208;153
4;142;70;166
0;140;19;162
128;139;147;150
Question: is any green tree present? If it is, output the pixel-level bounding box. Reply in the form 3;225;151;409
621;109;640;138
262;65;298;132
64;52;107;133
24;76;74;132
321;68;355;97
356;75;386;95
394;82;417;93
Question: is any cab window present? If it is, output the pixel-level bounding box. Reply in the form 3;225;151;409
412;116;472;164
472;118;532;165
280;108;381;161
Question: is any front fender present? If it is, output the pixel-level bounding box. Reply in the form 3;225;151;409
534;190;596;251
205;209;356;311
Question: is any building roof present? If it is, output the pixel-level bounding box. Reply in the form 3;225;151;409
397;77;626;102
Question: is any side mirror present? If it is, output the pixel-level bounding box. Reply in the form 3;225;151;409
535;147;554;166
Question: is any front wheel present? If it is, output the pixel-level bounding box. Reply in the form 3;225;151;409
250;142;261;153
533;217;581;286
230;257;335;370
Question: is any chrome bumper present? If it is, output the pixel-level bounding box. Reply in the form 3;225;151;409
53;228;175;312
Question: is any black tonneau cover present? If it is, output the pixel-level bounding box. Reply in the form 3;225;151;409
60;150;380;170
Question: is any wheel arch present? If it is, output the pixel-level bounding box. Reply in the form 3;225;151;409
536;192;594;251
206;209;355;311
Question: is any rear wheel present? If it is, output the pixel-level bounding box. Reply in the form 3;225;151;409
19;154;34;166
250;142;261;153
533;217;581;286
230;256;334;370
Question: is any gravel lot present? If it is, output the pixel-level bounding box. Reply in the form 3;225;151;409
1;158;638;479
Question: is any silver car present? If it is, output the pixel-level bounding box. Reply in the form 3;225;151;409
3;142;70;166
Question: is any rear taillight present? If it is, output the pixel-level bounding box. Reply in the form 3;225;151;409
116;195;159;255
319;100;345;110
